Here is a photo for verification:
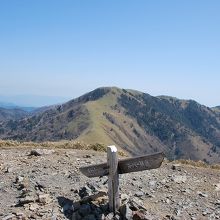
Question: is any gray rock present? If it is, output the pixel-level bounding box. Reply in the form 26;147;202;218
79;186;92;198
172;164;181;171
114;213;121;220
134;191;144;198
129;198;146;211
29;203;39;211
35;181;46;191
171;175;187;184
83;154;92;158
202;211;208;216
145;192;154;198
15;212;25;217
18;196;36;205
30;149;55;156
174;208;181;216
86;182;99;192
215;200;220;206
161;178;167;184
121;193;130;202
215;183;220;191
105;212;114;220
51;213;57;220
37;193;52;204
197;191;208;198
5;167;13;173
120;204;133;220
148;181;157;188
166;198;171;204
133;211;151;220
100;214;106;220
2;214;16;220
15;176;24;183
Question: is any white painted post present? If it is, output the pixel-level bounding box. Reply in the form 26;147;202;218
107;145;120;213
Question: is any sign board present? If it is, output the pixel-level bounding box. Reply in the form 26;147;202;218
80;152;164;178
80;146;164;213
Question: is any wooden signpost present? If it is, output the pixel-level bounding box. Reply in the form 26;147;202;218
80;145;164;213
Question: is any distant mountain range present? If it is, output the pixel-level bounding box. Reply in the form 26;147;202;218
0;102;36;112
0;87;220;163
0;95;70;107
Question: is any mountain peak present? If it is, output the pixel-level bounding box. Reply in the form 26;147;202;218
1;87;220;164
75;87;131;103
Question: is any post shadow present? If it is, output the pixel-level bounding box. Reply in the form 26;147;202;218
57;194;110;220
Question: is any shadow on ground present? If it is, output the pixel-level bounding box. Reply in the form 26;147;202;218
57;195;110;220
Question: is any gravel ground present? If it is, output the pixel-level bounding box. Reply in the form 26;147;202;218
0;148;220;220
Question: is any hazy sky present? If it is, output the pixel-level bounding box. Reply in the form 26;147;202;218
0;0;220;107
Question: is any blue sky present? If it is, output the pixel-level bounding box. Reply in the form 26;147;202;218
0;0;219;107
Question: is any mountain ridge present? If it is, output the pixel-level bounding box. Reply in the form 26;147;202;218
0;87;220;163
0;107;30;122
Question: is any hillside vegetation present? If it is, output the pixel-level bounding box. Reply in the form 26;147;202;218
0;87;220;163
0;107;29;122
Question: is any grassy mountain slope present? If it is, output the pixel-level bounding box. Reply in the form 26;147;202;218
78;88;166;155
0;87;220;163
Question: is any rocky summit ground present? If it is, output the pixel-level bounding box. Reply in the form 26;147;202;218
0;147;220;220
